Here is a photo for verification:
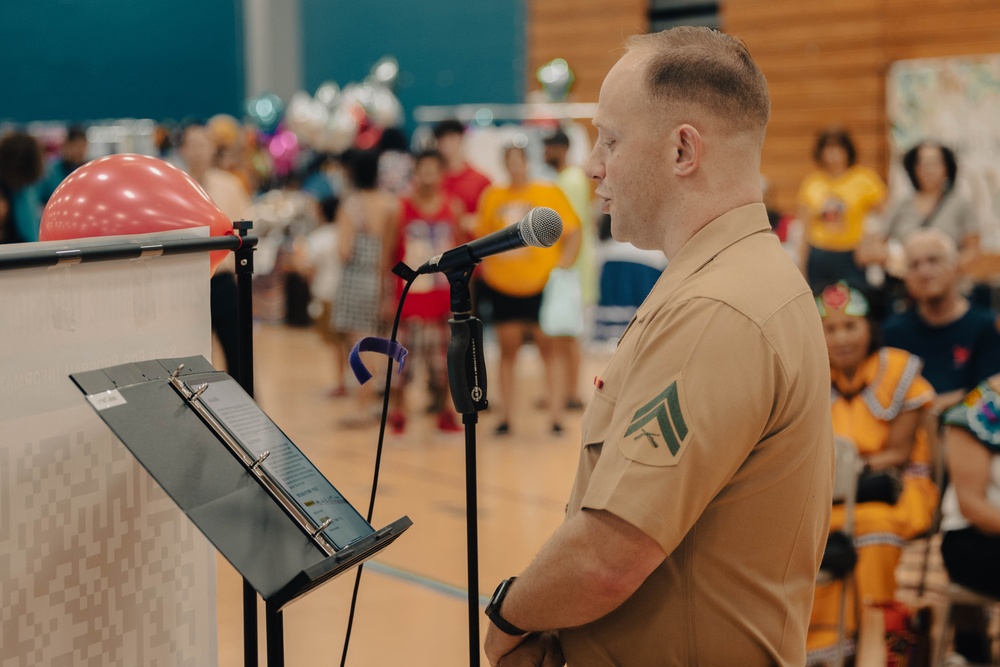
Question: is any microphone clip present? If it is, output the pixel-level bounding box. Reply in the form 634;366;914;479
392;261;418;282
416;245;479;276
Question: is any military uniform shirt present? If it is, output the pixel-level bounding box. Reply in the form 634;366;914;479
558;203;834;667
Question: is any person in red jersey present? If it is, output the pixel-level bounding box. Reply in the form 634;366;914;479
389;149;465;434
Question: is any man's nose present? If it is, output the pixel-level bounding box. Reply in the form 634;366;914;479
585;147;604;182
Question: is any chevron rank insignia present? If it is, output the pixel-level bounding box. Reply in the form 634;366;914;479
620;379;690;466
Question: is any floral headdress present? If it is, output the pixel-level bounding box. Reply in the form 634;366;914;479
816;281;869;318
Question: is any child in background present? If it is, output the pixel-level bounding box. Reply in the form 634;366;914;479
301;196;349;397
389;150;464;434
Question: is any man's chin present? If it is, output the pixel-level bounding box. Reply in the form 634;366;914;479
616;230;659;252
611;227;636;248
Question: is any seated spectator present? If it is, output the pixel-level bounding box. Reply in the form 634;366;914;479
883;229;1000;416
883;221;1000;667
808;282;938;657
879;142;979;273
939;378;1000;663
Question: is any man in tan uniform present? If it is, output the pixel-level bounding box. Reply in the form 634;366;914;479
483;26;834;667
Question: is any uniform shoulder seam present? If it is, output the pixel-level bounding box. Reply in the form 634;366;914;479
651;294;795;384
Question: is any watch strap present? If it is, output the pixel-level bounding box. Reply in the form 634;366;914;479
488;608;528;636
486;577;528;636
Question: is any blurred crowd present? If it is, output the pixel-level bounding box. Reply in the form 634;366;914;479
790;128;1000;664
3;115;1000;663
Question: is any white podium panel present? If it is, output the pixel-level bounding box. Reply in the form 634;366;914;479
0;230;218;667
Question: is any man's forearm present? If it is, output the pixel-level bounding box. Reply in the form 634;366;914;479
497;509;665;632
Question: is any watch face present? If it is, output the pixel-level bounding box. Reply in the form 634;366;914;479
486;579;508;614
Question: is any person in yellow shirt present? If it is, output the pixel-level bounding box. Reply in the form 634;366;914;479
474;144;581;435
797;129;886;292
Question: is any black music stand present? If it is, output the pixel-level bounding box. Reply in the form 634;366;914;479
70;355;412;667
0;223;413;667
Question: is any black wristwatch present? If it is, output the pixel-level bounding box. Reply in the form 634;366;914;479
485;577;528;636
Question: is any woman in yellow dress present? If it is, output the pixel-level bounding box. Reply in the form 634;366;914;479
808;282;938;660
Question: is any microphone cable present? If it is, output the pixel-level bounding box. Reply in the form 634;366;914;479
339;264;416;667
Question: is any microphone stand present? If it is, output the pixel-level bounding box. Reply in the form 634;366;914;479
444;262;488;667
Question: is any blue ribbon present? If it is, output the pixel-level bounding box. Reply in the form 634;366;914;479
349;337;409;385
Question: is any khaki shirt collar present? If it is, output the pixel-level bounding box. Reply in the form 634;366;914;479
636;203;771;320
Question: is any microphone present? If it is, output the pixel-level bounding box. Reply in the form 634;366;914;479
417;207;563;275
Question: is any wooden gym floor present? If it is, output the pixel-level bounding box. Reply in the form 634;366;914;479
214;324;968;666
215;323;593;666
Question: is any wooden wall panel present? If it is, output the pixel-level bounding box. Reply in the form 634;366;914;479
527;0;1000;214
526;0;648;108
724;0;1000;213
722;0;887;213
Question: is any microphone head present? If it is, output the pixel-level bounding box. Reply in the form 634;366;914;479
519;207;563;248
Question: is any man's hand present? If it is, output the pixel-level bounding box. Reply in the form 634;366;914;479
488;631;564;667
485;623;526;666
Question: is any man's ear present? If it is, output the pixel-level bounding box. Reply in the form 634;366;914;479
673;124;702;177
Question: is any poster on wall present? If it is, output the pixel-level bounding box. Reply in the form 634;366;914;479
0;229;218;666
887;54;1000;248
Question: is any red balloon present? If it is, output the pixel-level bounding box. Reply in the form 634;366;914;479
40;154;234;274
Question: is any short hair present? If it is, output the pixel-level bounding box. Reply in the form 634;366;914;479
813;128;857;167
543;129;570;147
903;228;959;264
378;127;409;153
433;119;465;140
66;126;88;143
902;141;958;191
413;149;444;166
0;131;44;189
625;27;770;140
179;121;208;147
